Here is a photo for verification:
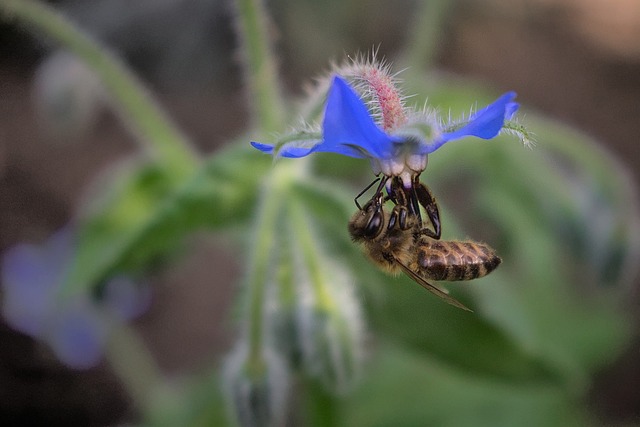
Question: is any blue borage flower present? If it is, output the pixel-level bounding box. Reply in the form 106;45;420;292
252;75;520;186
1;228;150;369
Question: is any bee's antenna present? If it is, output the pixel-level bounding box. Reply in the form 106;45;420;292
354;176;387;210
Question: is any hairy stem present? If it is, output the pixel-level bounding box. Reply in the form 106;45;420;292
400;0;455;70
288;199;334;311
234;0;286;133
246;164;296;366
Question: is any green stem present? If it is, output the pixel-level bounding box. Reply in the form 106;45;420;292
234;0;286;133
0;0;198;179
106;324;163;413
399;0;455;71
288;198;333;311
504;119;537;148
246;164;295;366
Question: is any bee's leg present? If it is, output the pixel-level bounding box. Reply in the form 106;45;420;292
386;176;424;226
386;176;405;205
414;179;441;240
408;186;423;225
387;204;409;231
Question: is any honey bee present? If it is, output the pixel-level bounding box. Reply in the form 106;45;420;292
349;178;501;311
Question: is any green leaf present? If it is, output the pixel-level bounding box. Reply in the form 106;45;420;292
344;342;592;427
369;271;562;384
62;143;270;295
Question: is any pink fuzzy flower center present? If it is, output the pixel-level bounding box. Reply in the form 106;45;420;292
360;68;407;132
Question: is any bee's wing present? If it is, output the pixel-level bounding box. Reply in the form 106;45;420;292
395;258;472;312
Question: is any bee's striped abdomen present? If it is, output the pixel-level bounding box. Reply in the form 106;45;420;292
417;240;501;281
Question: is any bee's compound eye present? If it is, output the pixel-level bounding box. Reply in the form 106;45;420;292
365;211;384;238
362;199;374;211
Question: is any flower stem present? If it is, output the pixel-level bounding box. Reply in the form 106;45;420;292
246;164;296;367
399;0;454;71
234;0;286;133
0;0;198;179
106;324;163;413
288;198;334;311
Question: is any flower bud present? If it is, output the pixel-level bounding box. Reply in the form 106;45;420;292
294;254;365;394
32;50;104;141
223;341;290;427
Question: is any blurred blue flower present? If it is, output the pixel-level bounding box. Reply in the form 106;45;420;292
252;76;518;185
1;228;150;369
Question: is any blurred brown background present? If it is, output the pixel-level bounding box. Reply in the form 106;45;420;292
1;0;639;425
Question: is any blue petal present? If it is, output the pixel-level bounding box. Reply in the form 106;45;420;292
319;76;399;159
421;92;519;153
504;99;519;120
250;141;274;154
1;235;72;337
250;141;317;158
48;304;106;369
277;146;317;158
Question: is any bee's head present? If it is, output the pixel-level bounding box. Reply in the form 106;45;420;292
348;200;385;242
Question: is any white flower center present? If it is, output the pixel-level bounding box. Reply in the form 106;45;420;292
372;153;428;187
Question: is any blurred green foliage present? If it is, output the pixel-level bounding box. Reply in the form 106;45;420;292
2;0;638;426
